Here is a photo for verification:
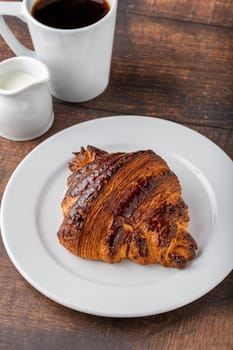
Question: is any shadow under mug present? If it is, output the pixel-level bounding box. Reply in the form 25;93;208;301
0;0;118;102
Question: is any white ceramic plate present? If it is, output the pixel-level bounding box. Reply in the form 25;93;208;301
1;116;233;317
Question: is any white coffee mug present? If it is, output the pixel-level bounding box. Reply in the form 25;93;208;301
0;0;118;102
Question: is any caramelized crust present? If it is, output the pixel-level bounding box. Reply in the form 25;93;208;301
57;145;197;268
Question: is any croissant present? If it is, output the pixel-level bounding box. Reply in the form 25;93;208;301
57;145;197;268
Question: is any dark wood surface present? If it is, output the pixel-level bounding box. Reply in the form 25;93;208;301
0;1;232;349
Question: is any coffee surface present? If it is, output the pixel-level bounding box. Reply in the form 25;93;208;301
31;0;110;29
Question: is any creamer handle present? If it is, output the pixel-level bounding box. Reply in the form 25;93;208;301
0;2;35;57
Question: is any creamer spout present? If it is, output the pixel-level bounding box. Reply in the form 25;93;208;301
0;56;50;95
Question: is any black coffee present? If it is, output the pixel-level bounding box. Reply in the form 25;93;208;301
31;0;110;29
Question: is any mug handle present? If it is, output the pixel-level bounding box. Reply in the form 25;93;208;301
0;2;35;57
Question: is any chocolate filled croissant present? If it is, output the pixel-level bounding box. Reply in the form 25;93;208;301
57;146;197;268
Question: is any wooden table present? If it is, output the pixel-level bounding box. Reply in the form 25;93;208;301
0;1;232;349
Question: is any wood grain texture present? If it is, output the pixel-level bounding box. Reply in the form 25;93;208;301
87;12;233;129
0;0;232;349
120;0;233;28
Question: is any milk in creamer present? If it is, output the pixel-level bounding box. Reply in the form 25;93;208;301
0;71;36;90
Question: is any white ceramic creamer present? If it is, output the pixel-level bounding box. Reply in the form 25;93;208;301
0;56;53;141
